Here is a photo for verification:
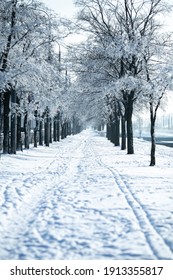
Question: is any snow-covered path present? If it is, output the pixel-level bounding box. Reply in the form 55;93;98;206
0;130;173;259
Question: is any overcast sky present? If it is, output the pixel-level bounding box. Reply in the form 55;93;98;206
42;0;76;18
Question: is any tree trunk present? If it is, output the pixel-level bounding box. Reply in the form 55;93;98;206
98;124;101;131
39;118;43;146
110;122;115;144
24;113;30;149
61;121;68;139
106;123;111;140
121;115;126;150
65;122;68;137
3;90;10;153
0;92;3;142
72;116;76;135
68;121;71;136
44;113;50;147
16;97;22;151
113;101;120;146
34;110;39;148
57;112;60;141
17;113;22;151
150;103;156;166
126;94;134;154
34;128;37;147
44;107;50;147
61;123;65;139
114;117;120;146
0;93;3;153
72;116;80;135
11;88;17;154
49;118;52;143
126;116;134;154
53;115;57;142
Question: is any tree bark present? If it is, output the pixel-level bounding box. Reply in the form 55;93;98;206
126;116;134;154
34;110;39;148
0;92;3;142
114;117;120;146
125;93;134;154
39;118;43;146
44;107;50;147
57;112;60;141
3;90;10;153
98;124;101;131
44;119;49;146
17;113;22;151
53;115;57;142
16;96;23;151
49;118;52;143
61;123;65;139
150;103;156;166
106;123;111;140
121;115;126;150
24;113;30;149
0;93;3;154
110;121;115;144
11;87;17;154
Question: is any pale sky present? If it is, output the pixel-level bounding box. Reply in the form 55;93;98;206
42;0;76;18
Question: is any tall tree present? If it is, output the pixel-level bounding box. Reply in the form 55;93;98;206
73;0;172;154
0;0;65;152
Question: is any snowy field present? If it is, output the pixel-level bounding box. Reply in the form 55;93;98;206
0;129;173;260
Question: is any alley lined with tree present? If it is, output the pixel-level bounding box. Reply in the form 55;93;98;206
0;0;173;261
0;0;82;156
0;0;173;165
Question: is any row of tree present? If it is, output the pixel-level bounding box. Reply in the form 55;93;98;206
1;0;173;167
0;0;83;154
67;0;173;166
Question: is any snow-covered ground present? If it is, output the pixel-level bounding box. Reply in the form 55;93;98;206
0;129;173;260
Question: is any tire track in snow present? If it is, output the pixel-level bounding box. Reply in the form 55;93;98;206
89;134;173;260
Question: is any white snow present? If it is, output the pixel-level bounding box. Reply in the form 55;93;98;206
0;129;173;260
